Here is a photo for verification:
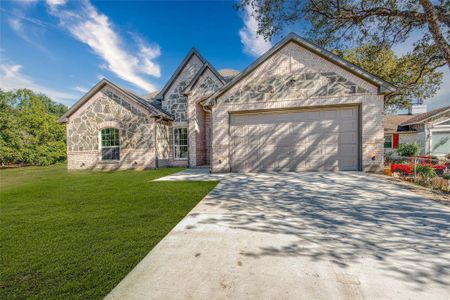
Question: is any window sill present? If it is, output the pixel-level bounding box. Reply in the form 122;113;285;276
173;158;188;161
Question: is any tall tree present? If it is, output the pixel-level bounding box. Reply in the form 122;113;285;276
0;89;68;166
238;0;448;110
239;0;449;68
338;44;443;112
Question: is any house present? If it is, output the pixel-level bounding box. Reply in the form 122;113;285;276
384;106;450;157
59;32;396;172
384;114;416;152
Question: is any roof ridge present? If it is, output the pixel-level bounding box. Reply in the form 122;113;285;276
59;78;173;123
182;62;226;95
155;47;210;99
204;32;396;106
400;105;450;126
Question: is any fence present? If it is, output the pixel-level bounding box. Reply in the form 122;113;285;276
384;155;450;192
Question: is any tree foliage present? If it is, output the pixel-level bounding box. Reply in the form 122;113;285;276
397;142;420;157
0;89;68;166
238;0;448;110
338;44;443;111
239;0;449;67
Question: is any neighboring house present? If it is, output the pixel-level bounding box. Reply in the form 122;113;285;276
59;32;396;172
384;106;450;157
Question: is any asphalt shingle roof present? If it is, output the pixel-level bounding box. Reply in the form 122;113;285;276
400;106;450;126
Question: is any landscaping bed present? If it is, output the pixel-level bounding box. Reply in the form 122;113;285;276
384;155;450;193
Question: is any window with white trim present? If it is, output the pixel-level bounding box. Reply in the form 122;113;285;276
173;128;188;159
101;128;120;160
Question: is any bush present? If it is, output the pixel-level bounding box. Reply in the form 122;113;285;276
396;142;420;157
415;165;437;182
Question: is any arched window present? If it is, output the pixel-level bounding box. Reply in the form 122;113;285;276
101;128;120;160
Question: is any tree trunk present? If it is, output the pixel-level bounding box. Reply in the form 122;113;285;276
419;0;450;68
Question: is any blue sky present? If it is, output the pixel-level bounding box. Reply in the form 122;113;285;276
0;0;448;110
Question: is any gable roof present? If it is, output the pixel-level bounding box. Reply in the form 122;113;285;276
384;115;414;133
182;63;226;95
400;105;450;126
154;48;208;100
204;32;396;106
58;78;173;123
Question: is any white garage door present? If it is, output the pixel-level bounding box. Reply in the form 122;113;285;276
230;106;359;172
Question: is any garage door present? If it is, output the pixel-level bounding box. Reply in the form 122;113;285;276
230;106;359;172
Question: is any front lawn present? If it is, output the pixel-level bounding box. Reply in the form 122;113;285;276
0;165;217;299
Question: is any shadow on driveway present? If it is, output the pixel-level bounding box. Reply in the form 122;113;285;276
199;172;450;289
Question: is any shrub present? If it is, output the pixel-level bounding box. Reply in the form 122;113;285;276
396;142;420;157
415;165;437;183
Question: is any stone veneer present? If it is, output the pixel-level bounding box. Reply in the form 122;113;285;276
211;41;384;173
67;86;156;170
162;54;203;122
187;67;224;167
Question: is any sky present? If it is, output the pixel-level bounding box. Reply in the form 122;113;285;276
0;0;448;110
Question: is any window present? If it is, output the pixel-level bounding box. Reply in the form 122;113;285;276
101;128;120;160
173;128;188;159
384;135;392;148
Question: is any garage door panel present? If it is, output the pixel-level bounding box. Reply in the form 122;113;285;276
247;125;260;136
290;157;307;171
340;120;357;132
322;133;340;144
341;132;357;144
324;145;338;156
305;156;323;170
230;106;359;172
340;108;356;118
321;110;338;119
290;122;311;136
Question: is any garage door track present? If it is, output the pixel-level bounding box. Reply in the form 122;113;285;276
106;171;450;300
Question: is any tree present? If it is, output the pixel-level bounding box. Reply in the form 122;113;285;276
0;89;68;166
238;0;448;110
239;0;449;68
338;44;443;111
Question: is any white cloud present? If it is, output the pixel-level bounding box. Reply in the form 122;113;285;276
0;62;79;105
46;0;67;7
10;0;39;5
72;86;89;93
239;4;272;57
5;12;49;53
48;0;160;92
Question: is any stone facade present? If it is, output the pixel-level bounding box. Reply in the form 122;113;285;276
187;67;224;167
162;54;203;122
211;41;384;173
64;35;389;173
66;86;156;170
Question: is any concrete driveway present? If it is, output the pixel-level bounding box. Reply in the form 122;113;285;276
106;171;450;300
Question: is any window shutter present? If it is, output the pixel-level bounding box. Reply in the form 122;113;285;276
393;133;399;149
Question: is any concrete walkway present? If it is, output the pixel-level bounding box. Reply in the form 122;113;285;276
107;170;450;300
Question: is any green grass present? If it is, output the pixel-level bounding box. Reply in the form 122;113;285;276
0;164;217;299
